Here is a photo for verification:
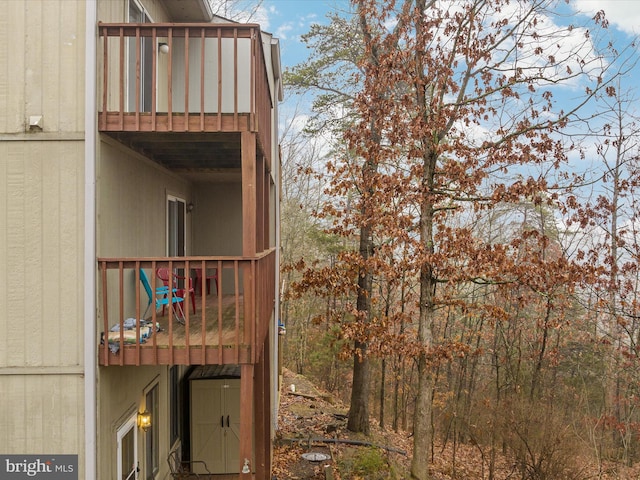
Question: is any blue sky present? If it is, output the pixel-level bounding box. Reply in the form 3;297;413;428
252;0;640;70
260;0;345;67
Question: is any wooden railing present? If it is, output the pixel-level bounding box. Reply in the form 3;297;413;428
97;22;273;161
97;250;276;366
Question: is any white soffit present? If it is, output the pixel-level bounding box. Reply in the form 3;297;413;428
161;0;213;22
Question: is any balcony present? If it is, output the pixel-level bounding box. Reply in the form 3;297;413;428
98;250;275;366
97;22;273;169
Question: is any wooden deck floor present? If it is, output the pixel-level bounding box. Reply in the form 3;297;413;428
151;292;246;347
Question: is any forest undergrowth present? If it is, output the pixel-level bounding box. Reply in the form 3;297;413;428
273;368;640;480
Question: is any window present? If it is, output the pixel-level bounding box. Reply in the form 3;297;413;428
145;385;159;479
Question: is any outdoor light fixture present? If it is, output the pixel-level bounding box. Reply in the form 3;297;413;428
158;42;169;54
137;410;152;431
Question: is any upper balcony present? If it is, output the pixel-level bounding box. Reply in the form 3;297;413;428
97;22;273;167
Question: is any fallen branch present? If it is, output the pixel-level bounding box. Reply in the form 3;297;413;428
288;391;318;400
279;436;407;456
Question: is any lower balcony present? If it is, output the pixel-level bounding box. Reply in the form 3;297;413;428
97;250;275;366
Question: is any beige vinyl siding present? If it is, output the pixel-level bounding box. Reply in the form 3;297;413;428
0;1;85;134
0;375;84;455
97;138;190;258
97;0;171;24
0;1;25;133
192;182;243;256
0;140;84;368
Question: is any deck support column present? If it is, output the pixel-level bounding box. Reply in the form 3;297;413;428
241;131;257;256
242;131;258;360
254;337;271;478
240;364;254;478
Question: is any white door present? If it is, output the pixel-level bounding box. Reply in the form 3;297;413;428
117;414;138;480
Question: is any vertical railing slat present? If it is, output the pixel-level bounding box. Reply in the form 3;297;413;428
250;27;256;132
167;260;174;365
217;260;224;364
217;27;222;130
184;28;190;131
251;259;256;364
101;28;108;128
118;28;124;130
150;260;158;364
184;259;191;355
200;259;207;365
118;262;124;366
135;27;141;129
200;28;205;131
101;262;109;366
233;28;238;130
151;27;157;131
234;260;240;364
168;28;173;130
134;264;141;366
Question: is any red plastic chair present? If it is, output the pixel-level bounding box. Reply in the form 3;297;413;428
157;268;196;315
194;267;219;296
173;272;196;314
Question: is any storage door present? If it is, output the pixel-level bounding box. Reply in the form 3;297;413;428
223;380;241;472
190;379;241;474
190;380;224;474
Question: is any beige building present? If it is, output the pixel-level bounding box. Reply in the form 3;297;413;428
0;0;282;478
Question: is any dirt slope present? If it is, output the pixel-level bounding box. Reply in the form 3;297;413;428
272;368;640;480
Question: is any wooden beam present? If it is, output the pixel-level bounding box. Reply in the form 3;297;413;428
256;154;265;252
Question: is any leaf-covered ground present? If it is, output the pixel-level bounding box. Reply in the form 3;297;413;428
272;368;640;479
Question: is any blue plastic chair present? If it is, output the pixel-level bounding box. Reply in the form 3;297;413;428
139;268;185;324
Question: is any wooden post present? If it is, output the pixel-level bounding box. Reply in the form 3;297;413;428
256;154;265;252
254;339;271;478
242;132;258;361
240;364;254;478
242;131;257;256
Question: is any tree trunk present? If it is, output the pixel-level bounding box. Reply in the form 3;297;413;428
411;146;437;478
412;355;433;479
348;341;371;434
347;212;374;434
380;358;386;429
